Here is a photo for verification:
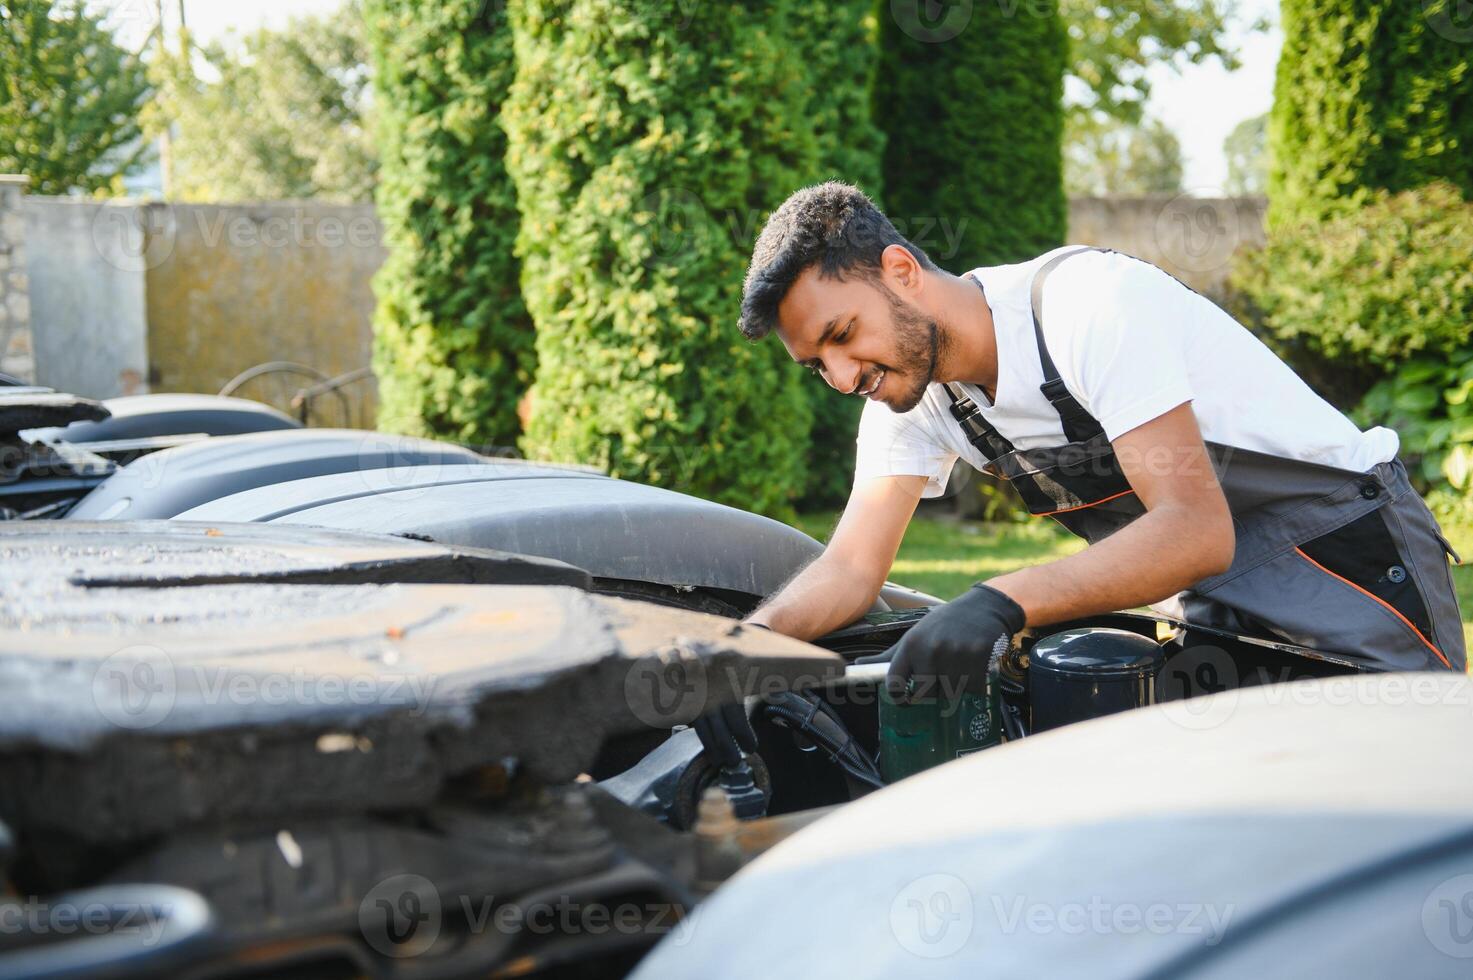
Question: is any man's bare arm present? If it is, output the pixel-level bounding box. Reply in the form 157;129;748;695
747;474;928;640
987;401;1235;626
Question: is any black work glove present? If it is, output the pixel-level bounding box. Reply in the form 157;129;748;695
879;584;1025;701
693;702;758;769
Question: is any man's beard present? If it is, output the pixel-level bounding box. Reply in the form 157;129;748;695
879;285;944;413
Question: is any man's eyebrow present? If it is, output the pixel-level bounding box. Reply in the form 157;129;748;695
793;315;844;369
817;315;843;346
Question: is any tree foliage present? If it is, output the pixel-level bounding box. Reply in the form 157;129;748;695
150;4;375;202
365;0;532;448
1062;0;1257;125
875;0;1068;269
1270;0;1473;225
0;0;150;195
503;1;816;517
1065;115;1184;196
1223;112;1269;196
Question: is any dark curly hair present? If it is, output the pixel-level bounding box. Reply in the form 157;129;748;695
738;182;936;340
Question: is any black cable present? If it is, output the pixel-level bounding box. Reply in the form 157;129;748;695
763;693;884;789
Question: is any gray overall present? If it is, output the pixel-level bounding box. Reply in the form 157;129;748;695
948;248;1466;673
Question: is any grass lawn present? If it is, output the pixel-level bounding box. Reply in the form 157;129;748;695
793;509;1473;660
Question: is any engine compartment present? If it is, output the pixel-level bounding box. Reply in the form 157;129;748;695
597;608;1361;839
0;521;1364;979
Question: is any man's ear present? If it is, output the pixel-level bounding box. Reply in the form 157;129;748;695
880;243;923;295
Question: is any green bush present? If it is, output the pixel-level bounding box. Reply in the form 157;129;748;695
874;0;1068;268
1270;0;1473;226
365;0;532;448
1230;182;1473;496
793;0;886;509
503;1;817;517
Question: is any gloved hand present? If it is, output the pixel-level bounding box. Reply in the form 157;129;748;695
878;584;1026;701
692;702;759;769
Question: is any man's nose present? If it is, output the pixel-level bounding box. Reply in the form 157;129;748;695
826;356;862;395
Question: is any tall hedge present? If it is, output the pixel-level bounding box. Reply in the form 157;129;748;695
794;0;886;509
796;1;886;197
1270;0;1473;226
503;1;816;517
365;0;532;448
874;0;1068;268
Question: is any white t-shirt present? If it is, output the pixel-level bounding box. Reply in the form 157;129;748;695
854;247;1399;498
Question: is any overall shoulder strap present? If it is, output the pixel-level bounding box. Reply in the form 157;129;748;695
1031;247;1110;443
944;381;1015;460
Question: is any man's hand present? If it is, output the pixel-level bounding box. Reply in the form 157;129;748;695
876;584;1025;700
747;474;927;640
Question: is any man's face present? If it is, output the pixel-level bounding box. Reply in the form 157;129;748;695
774;262;940;414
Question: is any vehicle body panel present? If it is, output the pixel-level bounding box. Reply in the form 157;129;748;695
67;428;487;520
35;393;299;443
634;671;1473;978
178;465;939;610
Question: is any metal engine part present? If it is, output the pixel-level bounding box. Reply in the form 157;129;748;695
1028;627;1165;732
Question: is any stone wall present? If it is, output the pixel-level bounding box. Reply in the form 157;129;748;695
0;175;34;382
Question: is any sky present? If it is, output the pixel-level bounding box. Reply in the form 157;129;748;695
1144;0;1283;192
99;0;1283;195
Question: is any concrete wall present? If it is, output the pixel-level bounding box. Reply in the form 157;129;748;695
20;193;1267;407
0;175;34;382
24;198;150;397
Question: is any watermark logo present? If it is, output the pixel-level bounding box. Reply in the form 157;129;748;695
1423;874;1473;958
91;0;159;49
989;894;1234;943
91;202;176;273
354;428;456;499
624;645;709;727
1152;192;1244;276
1424;0;1473;43
890;0;973;43
0;895;171;947
92;644;177;730
91;649;440;732
639;187;710;269
890;873;973;958
359;873;442;958
1157;644;1240;732
356;873;693;957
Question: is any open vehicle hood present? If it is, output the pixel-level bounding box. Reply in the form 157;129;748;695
0;521;842;843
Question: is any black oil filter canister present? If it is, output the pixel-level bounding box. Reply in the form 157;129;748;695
1029;628;1165;733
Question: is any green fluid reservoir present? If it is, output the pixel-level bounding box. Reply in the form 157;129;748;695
877;659;1003;783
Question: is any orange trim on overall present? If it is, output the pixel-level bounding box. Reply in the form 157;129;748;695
1035;488;1135;518
1293;546;1450;669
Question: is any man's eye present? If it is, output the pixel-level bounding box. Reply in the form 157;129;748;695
835;324;853;343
